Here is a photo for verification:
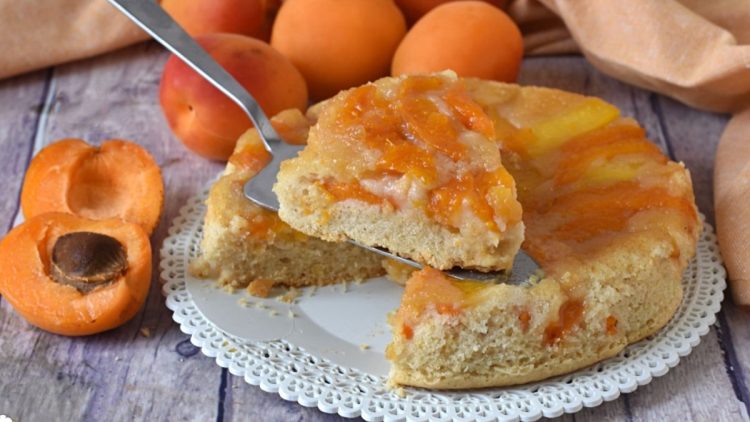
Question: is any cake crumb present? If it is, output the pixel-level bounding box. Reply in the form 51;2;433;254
247;279;275;298
139;327;151;338
238;297;251;307
269;309;279;317
287;309;296;319
388;385;406;398
278;287;301;304
221;284;237;294
358;343;370;351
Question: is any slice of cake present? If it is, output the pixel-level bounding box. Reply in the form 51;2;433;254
274;72;524;271
385;79;700;389
190;109;384;292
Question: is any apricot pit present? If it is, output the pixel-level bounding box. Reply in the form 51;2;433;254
50;232;128;293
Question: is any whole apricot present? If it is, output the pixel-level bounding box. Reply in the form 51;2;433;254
392;1;523;82
395;0;507;24
271;0;407;101
162;0;268;39
160;33;308;160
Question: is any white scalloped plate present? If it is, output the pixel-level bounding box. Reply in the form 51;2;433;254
160;185;726;421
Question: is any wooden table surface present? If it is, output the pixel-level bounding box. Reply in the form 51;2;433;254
1;43;749;422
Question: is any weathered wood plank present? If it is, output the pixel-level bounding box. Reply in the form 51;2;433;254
0;70;50;231
223;373;348;421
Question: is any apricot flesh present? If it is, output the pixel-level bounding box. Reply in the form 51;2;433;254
0;213;152;336
21;138;164;235
160;33;308;160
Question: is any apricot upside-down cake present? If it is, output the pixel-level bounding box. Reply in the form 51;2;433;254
194;72;700;389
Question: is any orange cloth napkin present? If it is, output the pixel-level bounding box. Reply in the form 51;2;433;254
2;0;750;303
0;0;147;78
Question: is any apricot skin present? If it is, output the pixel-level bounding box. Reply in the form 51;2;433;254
271;0;407;101
0;213;151;336
395;0;507;24
162;0;268;39
392;1;523;82
160;33;308;160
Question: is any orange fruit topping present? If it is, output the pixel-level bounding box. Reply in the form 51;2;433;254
321;179;388;206
397;268;465;333
427;167;520;232
547;182;697;242
518;308;531;332
554;126;665;186
321;75;520;234
606;315;618;336
400;95;465;161
543;299;584;345
375;142;438;185
229;138;271;174
442;84;495;139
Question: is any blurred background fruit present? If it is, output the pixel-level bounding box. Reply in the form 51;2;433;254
392;1;523;82
161;0;271;40
159;33;308;160
395;0;507;25
271;0;407;101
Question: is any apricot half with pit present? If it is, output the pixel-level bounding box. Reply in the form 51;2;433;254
0;213;152;336
21;138;164;235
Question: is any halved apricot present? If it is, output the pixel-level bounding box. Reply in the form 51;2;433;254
21;139;164;235
0;213;152;336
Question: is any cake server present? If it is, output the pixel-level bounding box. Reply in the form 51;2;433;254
108;0;539;284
